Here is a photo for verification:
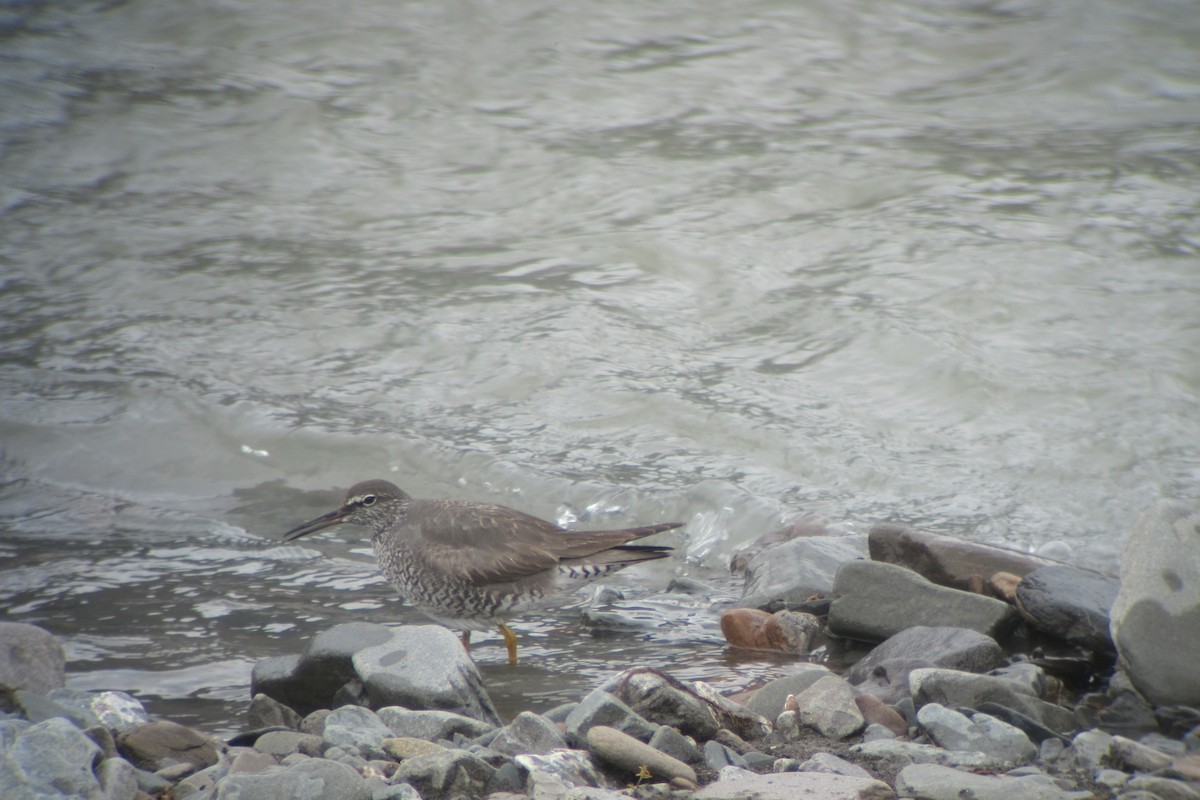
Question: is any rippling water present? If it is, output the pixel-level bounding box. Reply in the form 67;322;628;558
2;0;1198;734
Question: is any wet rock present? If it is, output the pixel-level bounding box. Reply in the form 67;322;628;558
847;626;1005;685
796;752;874;779
917;703;1037;764
909;668;1078;734
829;561;1019;642
253;729;323;758
321;705;394;758
587;724;697;784
599;668;720;741
740;534;869;610
649;724;701;764
745;665;832;719
489;711;567;757
117;720;218;773
719;608;824;654
730;517;847;576
1110;500;1200;707
213;758;369;800
377;707;497;742
564;688;657;745
247;692;302;730
352;625;501;725
2;717;102;799
1015;565;1120;652
392;748;495;799
0;623;66;700
1122;775;1200;800
253;622;392;716
894;763;1080;800
795;675;865;740
854;693;908;738
704;739;748;770
514;750;607;798
868;523;1059;591
694;770;895;800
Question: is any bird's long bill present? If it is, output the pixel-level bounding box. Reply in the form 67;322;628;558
282;508;348;542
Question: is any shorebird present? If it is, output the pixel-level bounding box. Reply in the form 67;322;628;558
283;479;679;664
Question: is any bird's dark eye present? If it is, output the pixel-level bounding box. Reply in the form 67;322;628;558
361;495;377;506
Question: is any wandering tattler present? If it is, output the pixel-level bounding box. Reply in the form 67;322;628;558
283;479;680;664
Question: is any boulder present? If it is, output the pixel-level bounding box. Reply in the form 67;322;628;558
720;608;824;654
740;535;869;609
794;675;865;740
0;623;65;698
909;668;1077;735
1015;565;1119;652
828;561;1019;642
868;524;1058;591
116;720;219;772
847;626;1004;704
599;668;719;741
1110;500;1200;706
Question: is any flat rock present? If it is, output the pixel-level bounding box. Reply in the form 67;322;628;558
868;524;1059;591
693;770;895;800
850;738;1010;770
1015;565;1119;652
116;720;219;772
910;668;1077;735
796;752;874;779
587;724;698;784
352;625;501;725
745;665;833;720
895;763;1075;800
795;675;866;740
213;757;370;800
377;707;497;742
829;561;1019;642
0;622;65;698
847;626;1004;684
917;703;1037;764
740;534;869;609
565;688;657;745
1110;500;1200;706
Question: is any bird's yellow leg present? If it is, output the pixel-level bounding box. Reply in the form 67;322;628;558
499;622;518;665
461;630;471;652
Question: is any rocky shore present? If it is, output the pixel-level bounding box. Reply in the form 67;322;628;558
2;499;1197;800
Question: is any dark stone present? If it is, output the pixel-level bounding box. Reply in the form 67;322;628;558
847;627;1005;687
975;702;1067;745
246;692;302;730
564;688;657;746
868;523;1060;591
703;739;747;770
1015;565;1119;652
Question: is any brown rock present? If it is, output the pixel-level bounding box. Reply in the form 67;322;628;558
117;720;219;772
721;608;824;654
868;523;1059;591
720;608;773;650
383;737;446;761
989;572;1022;601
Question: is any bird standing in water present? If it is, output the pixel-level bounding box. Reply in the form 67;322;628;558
283;479;679;664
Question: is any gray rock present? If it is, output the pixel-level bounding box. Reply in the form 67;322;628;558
13;689;89;726
247;693;302;730
377;707;497;742
649;724;702;764
986;663;1050;699
740;535;869;609
214;758;370;800
514;750;608;798
916;703;1037;765
1016;565;1120;652
704;740;748;770
0;623;66;697
322;705;394;758
694;770;895;800
976;702;1065;745
868;523;1060;590
3;717;103;799
796;752;873;779
909;668;1077;734
393;749;495;800
1123;775;1200;800
745;666;833;719
564;689;656;745
489;711;567;757
1061;729;1113;772
1110;501;1200;706
599;668;719;741
850;739;1011;770
862;723;898;742
586;725;697;784
97;756;138;800
116;720;219;772
372;784;421;800
352;625;501;725
829;561;1019;642
689;680;773;740
1109;734;1173;773
253;730;324;758
795;675;866;740
895;763;1075;800
846;626;1004;686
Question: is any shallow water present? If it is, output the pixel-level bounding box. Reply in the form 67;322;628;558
1;0;1198;735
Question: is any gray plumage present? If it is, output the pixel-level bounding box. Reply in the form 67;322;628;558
282;479;679;663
